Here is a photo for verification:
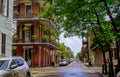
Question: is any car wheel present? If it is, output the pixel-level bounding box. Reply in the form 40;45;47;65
26;72;31;77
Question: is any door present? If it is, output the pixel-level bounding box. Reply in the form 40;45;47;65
25;48;32;66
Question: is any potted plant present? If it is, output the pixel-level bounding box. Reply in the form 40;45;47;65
13;10;19;16
44;35;49;40
13;34;19;40
32;11;37;15
42;26;48;31
23;26;29;31
31;34;37;39
50;36;55;41
50;29;55;34
13;34;20;42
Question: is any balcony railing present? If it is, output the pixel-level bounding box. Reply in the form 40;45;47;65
13;12;38;19
12;37;58;47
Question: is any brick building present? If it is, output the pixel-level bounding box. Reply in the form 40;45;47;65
12;0;59;67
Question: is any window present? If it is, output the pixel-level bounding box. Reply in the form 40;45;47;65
0;60;9;69
22;25;32;42
13;5;20;12
14;59;24;66
10;60;17;66
1;33;6;56
0;0;8;16
26;6;32;17
13;5;20;17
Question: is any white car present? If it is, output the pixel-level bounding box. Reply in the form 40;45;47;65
59;59;69;66
0;56;31;77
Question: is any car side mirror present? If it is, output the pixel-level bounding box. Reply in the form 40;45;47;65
10;64;18;69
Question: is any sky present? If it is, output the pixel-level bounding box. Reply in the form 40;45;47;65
59;33;82;57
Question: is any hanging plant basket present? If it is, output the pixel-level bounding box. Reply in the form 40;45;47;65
23;26;29;31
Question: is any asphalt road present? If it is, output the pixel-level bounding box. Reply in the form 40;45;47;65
31;61;101;77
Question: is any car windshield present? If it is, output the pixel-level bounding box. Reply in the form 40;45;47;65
60;59;66;62
0;60;9;69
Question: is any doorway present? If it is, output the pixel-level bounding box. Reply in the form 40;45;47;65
25;48;32;65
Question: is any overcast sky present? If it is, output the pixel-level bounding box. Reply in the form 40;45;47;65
59;33;82;57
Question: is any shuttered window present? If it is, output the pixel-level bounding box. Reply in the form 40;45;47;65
0;0;8;16
1;33;6;56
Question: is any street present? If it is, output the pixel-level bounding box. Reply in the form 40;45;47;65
30;61;102;77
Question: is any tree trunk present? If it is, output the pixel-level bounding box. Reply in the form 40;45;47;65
102;0;120;75
93;8;108;74
102;51;108;74
92;27;108;74
108;49;114;77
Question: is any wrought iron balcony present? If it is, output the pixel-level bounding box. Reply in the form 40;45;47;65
13;12;38;19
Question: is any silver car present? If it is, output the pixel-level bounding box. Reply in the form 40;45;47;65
0;56;31;77
59;59;69;66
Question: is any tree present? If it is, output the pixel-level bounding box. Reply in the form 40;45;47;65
76;52;83;60
59;43;70;58
42;0;120;76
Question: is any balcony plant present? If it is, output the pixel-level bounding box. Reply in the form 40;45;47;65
13;10;19;16
31;34;37;40
44;34;49;40
23;26;29;31
13;34;21;42
32;11;37;15
13;34;19;40
50;29;55;34
50;36;55;41
42;26;48;31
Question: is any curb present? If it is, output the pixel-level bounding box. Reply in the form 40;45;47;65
98;73;104;77
98;72;109;77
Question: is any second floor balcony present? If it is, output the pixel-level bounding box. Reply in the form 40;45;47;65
12;34;59;48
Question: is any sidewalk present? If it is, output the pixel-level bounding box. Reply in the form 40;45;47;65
88;66;109;77
77;62;109;77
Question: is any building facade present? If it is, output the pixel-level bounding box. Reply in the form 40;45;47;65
0;0;13;57
12;0;59;67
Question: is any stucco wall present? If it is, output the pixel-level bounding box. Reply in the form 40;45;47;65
0;0;13;57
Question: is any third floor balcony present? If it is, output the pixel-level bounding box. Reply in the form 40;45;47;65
13;12;38;19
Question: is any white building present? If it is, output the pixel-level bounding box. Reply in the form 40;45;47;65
0;0;13;57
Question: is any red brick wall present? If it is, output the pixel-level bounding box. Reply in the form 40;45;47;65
16;46;23;57
32;45;39;67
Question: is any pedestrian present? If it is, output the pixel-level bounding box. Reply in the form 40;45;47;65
88;59;92;66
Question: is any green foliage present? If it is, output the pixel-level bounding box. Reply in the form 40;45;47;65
13;34;19;40
44;0;120;53
23;26;29;31
76;52;83;59
42;26;48;31
44;35;49;39
59;43;70;58
31;34;37;39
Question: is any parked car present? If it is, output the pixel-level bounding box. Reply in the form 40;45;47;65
59;59;69;66
0;56;31;77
